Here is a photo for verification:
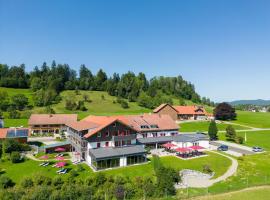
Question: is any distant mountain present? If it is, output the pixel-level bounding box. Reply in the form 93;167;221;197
229;99;270;106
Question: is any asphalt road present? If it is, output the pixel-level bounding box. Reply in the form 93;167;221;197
210;141;255;155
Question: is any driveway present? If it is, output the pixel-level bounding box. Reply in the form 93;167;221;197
210;140;255;156
28;137;60;145
175;151;238;188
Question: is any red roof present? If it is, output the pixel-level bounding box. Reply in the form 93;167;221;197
68;114;179;139
67;121;99;131
29;114;77;125
153;104;209;116
173;106;207;115
153;103;178;113
0;128;8;139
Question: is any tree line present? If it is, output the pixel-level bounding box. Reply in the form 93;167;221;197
0;61;215;110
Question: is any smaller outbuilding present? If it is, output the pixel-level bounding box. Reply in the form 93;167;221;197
0;128;29;143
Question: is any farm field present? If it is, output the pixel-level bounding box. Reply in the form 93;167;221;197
180;121;248;132
0;152;231;184
234;111;270;128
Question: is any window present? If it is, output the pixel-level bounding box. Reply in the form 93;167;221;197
113;123;116;127
106;132;109;137
140;125;149;129
97;142;101;148
97;132;101;137
142;133;147;138
105;142;109;147
152;133;157;137
150;125;159;128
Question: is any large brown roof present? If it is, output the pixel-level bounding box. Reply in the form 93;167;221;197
153;104;207;115
153;103;178;113
174;106;207;115
28;114;78;125
77;114;179;138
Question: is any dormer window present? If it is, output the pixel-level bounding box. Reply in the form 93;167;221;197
150;124;159;128
140;125;149;129
97;132;101;137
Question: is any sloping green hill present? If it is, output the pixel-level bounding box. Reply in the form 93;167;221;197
1;87;215;127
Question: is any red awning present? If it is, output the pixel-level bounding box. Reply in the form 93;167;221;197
162;143;176;148
189;146;205;150
175;147;191;153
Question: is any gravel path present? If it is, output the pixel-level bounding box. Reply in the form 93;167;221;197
176;151;238;188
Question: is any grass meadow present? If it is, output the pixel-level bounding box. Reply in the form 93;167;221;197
0;152;230;184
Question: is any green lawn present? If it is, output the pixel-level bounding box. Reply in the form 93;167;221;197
3;118;28;128
105;152;231;179
234;111;270;128
0;152;231;184
218;130;270;151
194;186;270;200
50;90;151;119
0;87;34;105
180;121;248;132
178;152;270;199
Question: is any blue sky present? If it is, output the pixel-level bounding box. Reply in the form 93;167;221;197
1;0;270;102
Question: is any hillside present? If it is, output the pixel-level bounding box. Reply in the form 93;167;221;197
230;99;270;106
1;87;215;127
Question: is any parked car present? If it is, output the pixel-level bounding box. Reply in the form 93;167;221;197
217;145;228;151
252;146;264;152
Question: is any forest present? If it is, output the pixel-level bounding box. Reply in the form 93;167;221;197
0;61;214;112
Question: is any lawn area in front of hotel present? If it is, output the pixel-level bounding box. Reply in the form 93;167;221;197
180;121;248;132
0;151;231;184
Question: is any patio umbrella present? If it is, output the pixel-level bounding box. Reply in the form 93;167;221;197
55;147;66;152
175;147;191;153
56;156;65;161
40;155;49;160
189;146;205;151
162;143;176;148
56;162;66;168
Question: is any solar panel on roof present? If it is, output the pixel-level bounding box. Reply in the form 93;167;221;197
7;129;28;138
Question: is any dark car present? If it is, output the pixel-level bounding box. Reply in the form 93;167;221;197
217;145;229;151
252;146;264;152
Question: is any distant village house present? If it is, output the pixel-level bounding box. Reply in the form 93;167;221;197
153;104;211;121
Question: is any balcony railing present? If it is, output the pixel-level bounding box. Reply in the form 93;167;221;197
112;134;136;142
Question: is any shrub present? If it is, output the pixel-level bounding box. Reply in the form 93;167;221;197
77;164;84;172
21;177;34;188
34;175;52;186
202;164;213;174
10;151;21;163
52;176;64;188
236;136;244;144
0;175;14;189
120;100;129;109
